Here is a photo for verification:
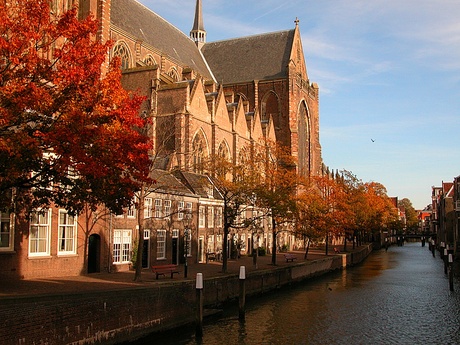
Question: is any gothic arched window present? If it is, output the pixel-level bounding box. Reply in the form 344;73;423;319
261;91;280;124
113;42;131;70
192;132;208;174
168;67;179;82
298;101;311;178
143;55;157;67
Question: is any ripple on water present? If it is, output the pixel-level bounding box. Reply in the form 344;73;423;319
128;243;460;345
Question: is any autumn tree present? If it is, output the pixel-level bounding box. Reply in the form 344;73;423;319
337;171;399;248
398;198;418;233
295;183;325;259
252;139;298;265
337;171;367;248
207;152;255;273
0;1;151;215
362;182;398;240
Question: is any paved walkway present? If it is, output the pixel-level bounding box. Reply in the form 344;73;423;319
0;247;351;298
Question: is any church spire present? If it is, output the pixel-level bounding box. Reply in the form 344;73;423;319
190;0;206;50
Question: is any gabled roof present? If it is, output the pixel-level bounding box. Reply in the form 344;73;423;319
202;30;295;84
150;169;196;197
111;0;213;80
173;171;222;200
443;182;454;197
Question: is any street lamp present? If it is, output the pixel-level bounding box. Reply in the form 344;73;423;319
184;227;190;278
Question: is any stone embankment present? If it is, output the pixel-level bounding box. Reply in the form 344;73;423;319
1;245;372;345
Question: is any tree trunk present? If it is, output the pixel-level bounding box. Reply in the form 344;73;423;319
271;217;277;265
304;238;310;260
134;187;145;281
222;223;229;273
252;232;258;268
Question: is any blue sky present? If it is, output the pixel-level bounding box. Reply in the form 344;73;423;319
138;0;460;210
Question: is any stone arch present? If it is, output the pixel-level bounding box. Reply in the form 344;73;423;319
112;41;132;70
143;54;157;67
261;91;280;126
216;140;232;179
191;129;209;174
218;140;231;161
167;67;180;82
297;100;311;177
235;93;249;112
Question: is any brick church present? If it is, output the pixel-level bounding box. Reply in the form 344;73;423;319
0;0;323;279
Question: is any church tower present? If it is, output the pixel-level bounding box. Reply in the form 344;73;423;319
190;0;206;50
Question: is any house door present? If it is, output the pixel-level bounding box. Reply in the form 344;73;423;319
88;234;100;273
172;229;179;265
142;229;150;269
198;236;204;263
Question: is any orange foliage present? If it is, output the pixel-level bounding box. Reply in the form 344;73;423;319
0;1;151;213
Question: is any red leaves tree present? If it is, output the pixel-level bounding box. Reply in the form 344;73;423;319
0;1;151;214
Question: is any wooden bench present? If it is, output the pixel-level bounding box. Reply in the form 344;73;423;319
151;264;180;279
284;254;297;262
206;252;216;261
333;247;341;254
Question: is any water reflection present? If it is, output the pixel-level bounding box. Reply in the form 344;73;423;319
128;243;460;345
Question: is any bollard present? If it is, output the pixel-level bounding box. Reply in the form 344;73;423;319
432;240;435;257
448;254;454;292
196;273;203;338
444;248;448;274
239;266;246;320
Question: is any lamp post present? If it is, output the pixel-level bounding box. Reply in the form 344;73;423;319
184;228;190;278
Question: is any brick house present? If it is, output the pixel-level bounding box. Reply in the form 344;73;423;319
0;0;323;279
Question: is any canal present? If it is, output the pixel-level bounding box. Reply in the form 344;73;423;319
126;243;460;344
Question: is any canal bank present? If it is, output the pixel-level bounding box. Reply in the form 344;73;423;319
0;245;372;345
139;242;460;345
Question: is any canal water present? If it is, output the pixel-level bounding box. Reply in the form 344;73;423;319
128;243;460;345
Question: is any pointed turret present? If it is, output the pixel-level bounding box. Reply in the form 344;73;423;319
190;0;206;50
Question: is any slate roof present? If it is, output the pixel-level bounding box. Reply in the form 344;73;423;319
173;171;222;200
111;0;214;80
202;30;295;84
150;169;196;197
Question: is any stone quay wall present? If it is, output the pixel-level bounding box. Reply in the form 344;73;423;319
1;245;372;345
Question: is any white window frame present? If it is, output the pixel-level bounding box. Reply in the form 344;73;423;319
144;197;153;219
127;205;135;218
185;202;193;219
208;206;214;228
58;210;77;255
156;229;166;259
207;234;214;252
113;229;132;264
164;200;171;219
29;209;51;257
0;212;13;251
177;201;184;220
199;206;205;228
216;207;223;227
154;199;162;218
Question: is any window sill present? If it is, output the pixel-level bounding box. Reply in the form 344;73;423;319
57;253;78;258
28;255;51;259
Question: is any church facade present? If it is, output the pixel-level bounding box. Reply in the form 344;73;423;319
0;0;323;279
